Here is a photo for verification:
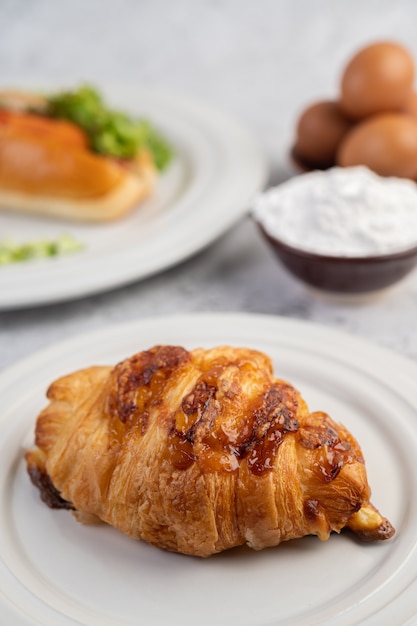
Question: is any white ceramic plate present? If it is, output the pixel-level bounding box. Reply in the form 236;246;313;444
1;313;417;626
0;87;267;309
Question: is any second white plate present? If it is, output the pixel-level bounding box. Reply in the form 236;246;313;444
0;87;267;309
1;313;417;625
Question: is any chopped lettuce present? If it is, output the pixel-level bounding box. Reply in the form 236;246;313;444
45;85;173;170
0;234;83;265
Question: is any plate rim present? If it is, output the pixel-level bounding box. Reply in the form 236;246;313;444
1;312;417;391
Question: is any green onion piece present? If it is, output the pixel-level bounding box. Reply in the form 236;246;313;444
0;234;83;266
46;85;173;170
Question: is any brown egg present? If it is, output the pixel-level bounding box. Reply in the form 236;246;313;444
340;42;415;119
293;100;353;169
337;113;417;179
402;91;417;118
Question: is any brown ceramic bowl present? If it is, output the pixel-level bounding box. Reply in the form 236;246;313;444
257;223;417;295
290;146;327;172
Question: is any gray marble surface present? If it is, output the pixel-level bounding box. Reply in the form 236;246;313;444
1;0;417;370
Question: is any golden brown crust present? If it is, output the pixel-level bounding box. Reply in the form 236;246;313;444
0;148;155;221
25;345;395;557
347;503;395;541
0;132;125;198
0;91;156;222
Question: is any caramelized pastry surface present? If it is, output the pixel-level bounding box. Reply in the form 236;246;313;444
26;345;395;557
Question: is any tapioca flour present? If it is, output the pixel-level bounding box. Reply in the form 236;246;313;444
253;166;417;257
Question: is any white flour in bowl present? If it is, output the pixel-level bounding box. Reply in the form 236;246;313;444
253;166;417;257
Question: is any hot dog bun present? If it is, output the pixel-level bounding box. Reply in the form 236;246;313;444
0;90;157;222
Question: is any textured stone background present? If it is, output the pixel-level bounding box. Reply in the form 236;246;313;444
1;0;417;367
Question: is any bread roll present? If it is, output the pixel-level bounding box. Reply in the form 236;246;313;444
0;91;156;222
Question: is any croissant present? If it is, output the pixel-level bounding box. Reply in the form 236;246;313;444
26;345;395;557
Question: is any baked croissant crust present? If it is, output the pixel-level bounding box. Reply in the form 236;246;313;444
26;345;395;557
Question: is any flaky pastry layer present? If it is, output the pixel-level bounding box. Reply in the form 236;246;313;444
26;345;395;557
